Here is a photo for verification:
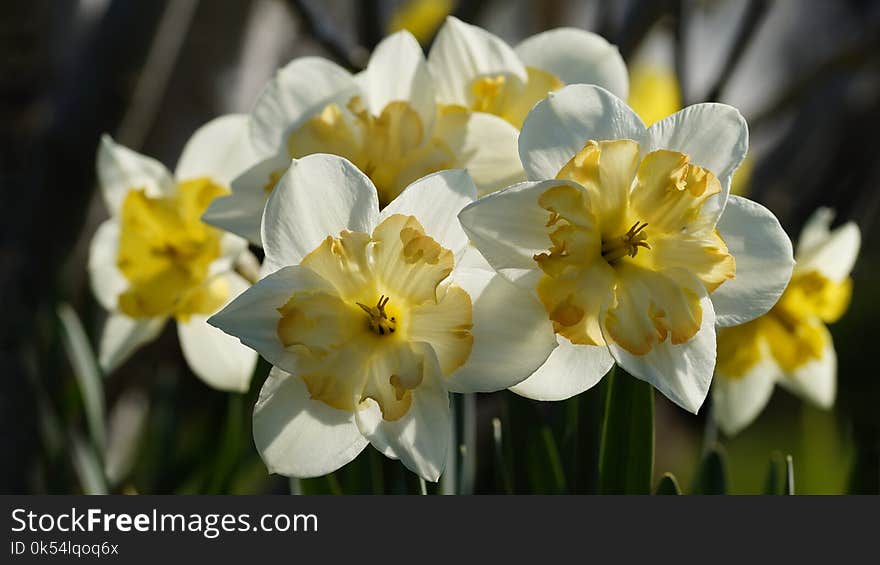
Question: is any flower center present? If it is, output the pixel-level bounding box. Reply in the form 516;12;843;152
285;97;455;206
356;295;398;336
601;221;651;263
116;178;229;321
275;214;473;421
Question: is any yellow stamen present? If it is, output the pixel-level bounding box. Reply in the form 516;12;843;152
601;221;651;263
356;295;398;336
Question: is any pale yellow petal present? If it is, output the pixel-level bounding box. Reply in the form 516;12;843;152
408;283;474;376
603;264;704;355
369;214;454;305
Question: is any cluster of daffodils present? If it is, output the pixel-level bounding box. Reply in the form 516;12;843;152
87;17;858;483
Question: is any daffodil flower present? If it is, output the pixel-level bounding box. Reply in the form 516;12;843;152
459;84;795;413
89;116;259;392
202;30;524;247
426;16;628;129
713;208;860;435
208;154;556;481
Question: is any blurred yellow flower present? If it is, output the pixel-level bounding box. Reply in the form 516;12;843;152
628;64;681;127
89;116;259;392
713;208;861;435
388;0;453;45
203;30;524;246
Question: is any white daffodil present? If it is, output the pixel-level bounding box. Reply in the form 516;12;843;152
89;115;259;392
202;30;524;247
713;208;860;435
427;16;628;130
459;84;795;413
208;153;556;481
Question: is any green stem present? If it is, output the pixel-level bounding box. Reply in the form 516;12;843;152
598;367;655;494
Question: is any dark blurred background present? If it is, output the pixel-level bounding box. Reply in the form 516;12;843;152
2;0;879;494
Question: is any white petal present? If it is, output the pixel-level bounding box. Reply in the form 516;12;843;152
795;208;860;282
207;266;335;375
249;57;358;158
427;16;527;107
518;84;647;180
510;337;614;401
515;28;629;99
177;273;259;393
355;348;450;482
778;327;837;409
174;114;258;185
445;267;558;393
207;233;249;282
88;219;126;311
647;103;748;221
712;195;795;327
607;296;717;414
202;152;290;246
797;207;834;257
253;367;368;478
713;358;780;437
261;154;379;274
96;135;175;216
433;109;526;196
359;31;436;131
99;314;166;373
380;169;476;259
458;180;563;287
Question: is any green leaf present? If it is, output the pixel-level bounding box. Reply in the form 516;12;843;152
654;472;682;495
598;368;654;494
570;380;607;494
57;303;106;455
763;451;786;495
692;444;728;495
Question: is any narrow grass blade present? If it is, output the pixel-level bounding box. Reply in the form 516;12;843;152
492;417;513;494
692;444;728;495
784;455;795;495
71;434;109;495
57;303;106;454
763;451;785;495
654;472;682;495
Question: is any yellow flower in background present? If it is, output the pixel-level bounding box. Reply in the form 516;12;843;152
628;64;682;127
427;17;629;129
713;208;861;436
388;0;453;45
203;30;524;247
460;85;794;413
89;116;259;392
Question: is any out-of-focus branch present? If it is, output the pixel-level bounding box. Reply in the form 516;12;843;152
453;0;490;26
116;0;199;148
673;0;688;106
614;0;665;62
705;0;770;103
357;0;382;51
286;0;365;71
750;30;880;128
